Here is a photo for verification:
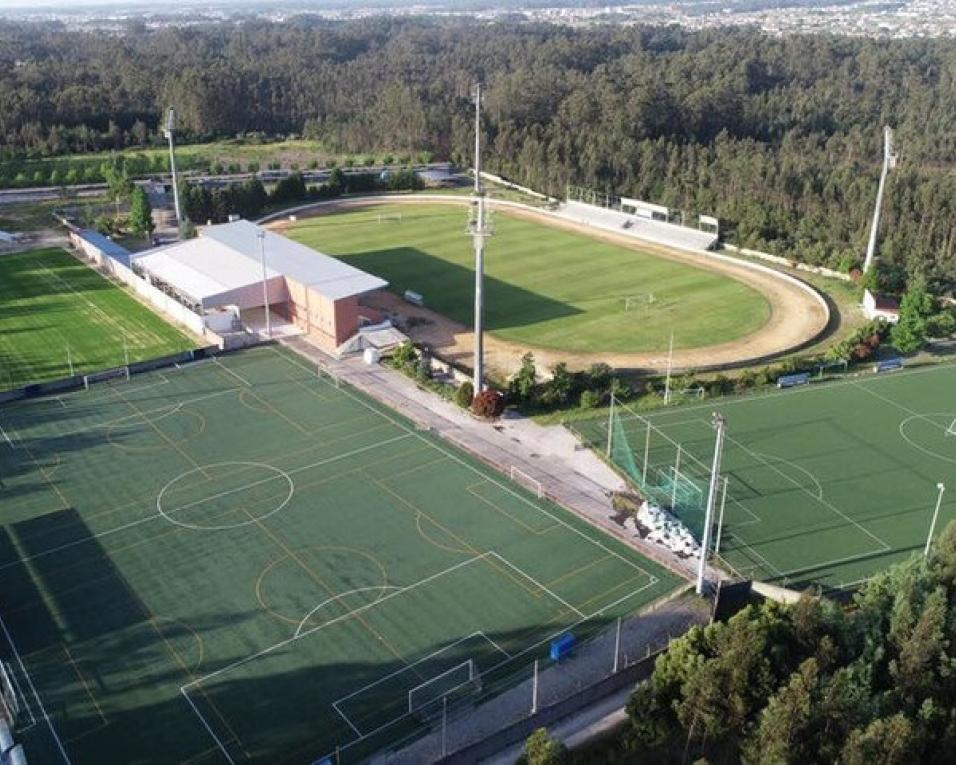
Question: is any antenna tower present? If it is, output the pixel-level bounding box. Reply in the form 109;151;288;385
466;83;493;394
863;126;897;274
163;107;183;226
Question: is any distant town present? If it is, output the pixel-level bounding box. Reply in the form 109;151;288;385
4;0;956;39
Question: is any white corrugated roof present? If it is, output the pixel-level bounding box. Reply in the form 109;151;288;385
203;219;387;300
133;219;387;306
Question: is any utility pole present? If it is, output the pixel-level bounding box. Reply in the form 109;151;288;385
257;230;272;338
163;107;184;227
863;126;897;274
697;413;727;595
467;83;492;394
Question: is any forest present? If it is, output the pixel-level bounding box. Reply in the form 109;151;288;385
0;18;953;289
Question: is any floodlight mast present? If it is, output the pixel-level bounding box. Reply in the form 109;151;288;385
163;107;183;226
468;83;491;394
862;126;897;274
696;412;727;595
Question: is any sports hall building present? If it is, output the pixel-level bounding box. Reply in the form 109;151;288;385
133;219;387;352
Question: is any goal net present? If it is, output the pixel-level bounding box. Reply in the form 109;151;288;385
510;466;544;499
377;212;403;224
607;399;711;540
407;660;477;716
83;366;130;390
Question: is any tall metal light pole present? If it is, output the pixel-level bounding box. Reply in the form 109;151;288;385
862;126;897;274
467;83;492;394
257;230;272;338
697;412;727;595
163;107;183;226
925;482;946;557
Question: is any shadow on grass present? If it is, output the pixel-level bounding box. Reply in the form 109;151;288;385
335;246;582;332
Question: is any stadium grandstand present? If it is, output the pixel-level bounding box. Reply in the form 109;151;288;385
560;187;719;252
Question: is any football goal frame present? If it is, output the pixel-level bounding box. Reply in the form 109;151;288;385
83;366;130;390
623;294;655;312
316;361;341;388
946;418;956;438
377;212;403;224
407;659;476;715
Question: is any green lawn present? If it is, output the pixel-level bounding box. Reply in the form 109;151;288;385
0;248;195;389
0;347;681;764
576;362;956;589
287;204;771;354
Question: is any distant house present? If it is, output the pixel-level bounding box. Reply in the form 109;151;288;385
863;289;901;324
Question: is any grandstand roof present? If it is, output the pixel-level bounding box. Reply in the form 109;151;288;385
133;219;387;309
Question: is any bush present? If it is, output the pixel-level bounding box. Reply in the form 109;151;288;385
579;389;602;409
471;389;505;419
455;381;474;408
390;340;417;370
927;309;956;338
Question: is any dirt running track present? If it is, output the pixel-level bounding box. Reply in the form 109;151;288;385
265;196;830;378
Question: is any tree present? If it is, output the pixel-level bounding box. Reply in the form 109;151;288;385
129;187;155;237
522;728;565;765
101;160;134;214
891;279;937;353
508;353;537;408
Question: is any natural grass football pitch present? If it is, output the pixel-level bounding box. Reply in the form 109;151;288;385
0;346;681;764
0;247;195;389
286;204;770;354
577;363;956;590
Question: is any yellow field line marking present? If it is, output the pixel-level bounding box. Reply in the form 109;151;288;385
239;508;413;677
464;481;556;535
546;554;612;588
214;365;310;435
62;643;107;725
577;573;651;611
368;473;542;600
109;386;211;480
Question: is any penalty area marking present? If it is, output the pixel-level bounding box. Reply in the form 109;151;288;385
157;461;295;531
899;413;956;466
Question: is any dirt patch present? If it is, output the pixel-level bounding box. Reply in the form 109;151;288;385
266;196;830;378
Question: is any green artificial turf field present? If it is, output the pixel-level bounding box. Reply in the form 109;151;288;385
286;204;771;354
0;248;195;389
0;346;681;764
576;363;956;590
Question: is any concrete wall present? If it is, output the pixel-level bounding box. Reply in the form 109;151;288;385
722;243;852;282
69;230;226;348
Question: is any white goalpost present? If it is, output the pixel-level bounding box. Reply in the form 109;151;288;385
624;294;655;312
509;466;544;499
377;212;403;224
83;366;130;390
407;659;476;715
946;418;956;437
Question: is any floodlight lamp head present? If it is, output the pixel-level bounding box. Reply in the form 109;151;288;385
938;482;946;492
166;107;176;132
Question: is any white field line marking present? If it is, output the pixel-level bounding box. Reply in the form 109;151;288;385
182;555;487;691
1;432;415;572
212;356;252;387
323;575;661;760
0;420;15;448
332;701;363;737
162;433;413;516
723;534;785;578
486;551;585;618
0;515;164;573
0;611;71;764
851;380;925;419
268;346;658;585
32;261;131;335
2;658;37;728
5;386;238;442
333;630;510;708
717;425;891;552
635;360;956;423
294;585;404;638
180;687;236;765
